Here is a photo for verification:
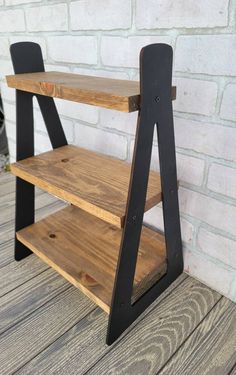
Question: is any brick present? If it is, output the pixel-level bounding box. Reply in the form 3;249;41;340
10;37;47;59
48;36;97;65
179;187;236;236
136;0;229;29
35;132;52;154
175;35;236;76
44;65;70;73
144;205;194;245
6;0;41;4
100;109;137;135
0;9;25;32
173;78;217;116
5;120;15;142
74;123;127;160
197;228;236;268
208;163;236;199
220;84;236;121
130;141;204;186
0;82;15;103
176;153;205;187
26;4;68;32
184;248;234;296
3;102;15;123
7;138;16;162
175;118;236;162
0;38;9;58
34;110;74;144
54;99;98;125
74;67;129;80
70;0;131;30
0;60;14;79
101;36;172;68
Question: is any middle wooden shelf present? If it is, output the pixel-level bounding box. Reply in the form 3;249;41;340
11;144;162;228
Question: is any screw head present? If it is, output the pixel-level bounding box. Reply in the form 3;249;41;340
155;96;160;103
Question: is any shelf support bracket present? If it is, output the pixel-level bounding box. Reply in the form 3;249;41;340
107;44;183;345
10;42;68;261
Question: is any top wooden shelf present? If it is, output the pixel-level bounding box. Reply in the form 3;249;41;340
6;71;176;112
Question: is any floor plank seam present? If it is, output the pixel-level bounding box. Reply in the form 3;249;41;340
155;295;224;374
0;284;72;337
0;264;52;298
0;283;73;343
83;274;188;375
228;362;236;375
14;306;99;375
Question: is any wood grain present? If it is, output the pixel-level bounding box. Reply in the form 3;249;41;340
0;253;48;298
16;275;187;375
0;288;95;375
16;276;220;375
0;269;69;335
86;278;221;375
6;71;176;112
11;145;162;227
159;297;236;375
17;205;167;313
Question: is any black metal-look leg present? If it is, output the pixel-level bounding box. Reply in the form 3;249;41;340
15;90;34;260
107;44;183;345
10;42;67;261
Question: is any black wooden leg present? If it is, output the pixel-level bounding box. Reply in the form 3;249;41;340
15;90;34;261
107;44;183;345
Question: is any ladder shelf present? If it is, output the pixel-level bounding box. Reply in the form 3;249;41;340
7;41;183;345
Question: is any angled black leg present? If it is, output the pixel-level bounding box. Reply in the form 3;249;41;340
107;44;183;345
15;91;34;261
10;42;67;261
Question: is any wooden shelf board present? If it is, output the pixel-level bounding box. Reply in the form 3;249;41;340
16;205;167;313
6;71;176;112
11;145;162;228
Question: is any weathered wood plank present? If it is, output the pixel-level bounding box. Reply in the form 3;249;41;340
0;288;95;375
159;297;236;375
6;71;176;112
0;254;48;297
0;269;70;335
0;189;61;226
85;278;221;375
16;274;189;375
0;239;14;268
229;364;236;375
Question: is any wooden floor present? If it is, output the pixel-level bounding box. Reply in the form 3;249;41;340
0;171;235;375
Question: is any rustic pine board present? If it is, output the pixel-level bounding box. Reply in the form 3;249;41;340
17;205;166;312
11;145;162;227
6;71;176;112
159;297;236;375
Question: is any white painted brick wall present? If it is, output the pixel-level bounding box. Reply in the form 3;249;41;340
220;84;236;121
136;0;229;29
70;0;132;30
175;35;236;76
208;163;236;199
0;0;235;302
25;4;68;32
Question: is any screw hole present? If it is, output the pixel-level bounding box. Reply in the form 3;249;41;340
49;233;56;239
61;158;69;163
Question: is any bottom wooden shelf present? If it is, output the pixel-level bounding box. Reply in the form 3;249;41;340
16;205;167;313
